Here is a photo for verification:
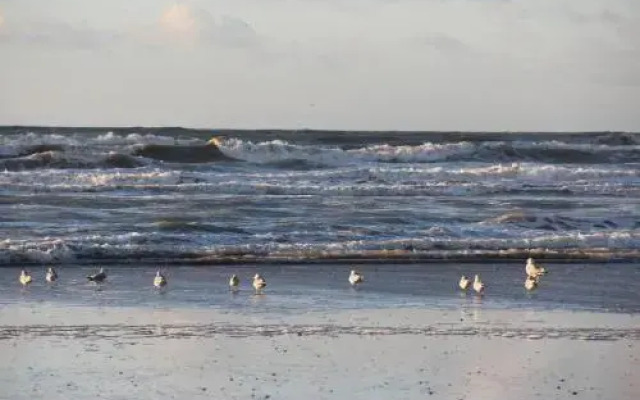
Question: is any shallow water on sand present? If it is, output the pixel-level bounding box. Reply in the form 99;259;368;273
2;263;640;400
1;262;640;314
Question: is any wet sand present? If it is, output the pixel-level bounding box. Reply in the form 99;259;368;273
1;305;638;400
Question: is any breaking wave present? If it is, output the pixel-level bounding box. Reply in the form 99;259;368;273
0;228;638;267
214;137;640;166
1;131;639;170
0;151;146;170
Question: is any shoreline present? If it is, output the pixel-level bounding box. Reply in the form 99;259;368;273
2;248;640;267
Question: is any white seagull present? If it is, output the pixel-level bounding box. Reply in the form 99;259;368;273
19;269;32;286
473;274;485;294
45;267;58;283
252;274;266;293
525;257;547;278
153;270;167;288
348;270;364;286
459;275;471;290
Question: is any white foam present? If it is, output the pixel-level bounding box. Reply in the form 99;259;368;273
1;226;639;266
0;131;200;150
0;132;80;146
214;138;479;166
1;166;637;199
0;237;76;264
216;138;354;166
213;137;640;166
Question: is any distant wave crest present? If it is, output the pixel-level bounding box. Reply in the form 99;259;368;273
214;137;640;166
0;150;146;170
1;132;639;169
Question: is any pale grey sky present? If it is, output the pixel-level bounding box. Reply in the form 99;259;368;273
0;0;638;131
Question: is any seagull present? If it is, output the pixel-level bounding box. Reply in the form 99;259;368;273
153;270;167;288
45;267;58;283
252;273;266;293
524;275;539;291
229;274;240;291
348;270;364;286
459;275;471;290
525;257;547;278
473;274;485;294
87;267;107;283
19;270;32;286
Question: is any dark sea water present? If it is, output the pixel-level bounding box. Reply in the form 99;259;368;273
0;127;639;266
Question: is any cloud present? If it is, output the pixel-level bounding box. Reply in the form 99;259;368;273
157;3;259;48
0;20;122;49
1;0;638;130
159;3;197;39
0;3;258;51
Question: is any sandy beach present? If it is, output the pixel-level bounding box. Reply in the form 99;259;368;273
1;304;638;400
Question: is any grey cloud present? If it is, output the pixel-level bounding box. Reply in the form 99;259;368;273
200;14;260;48
0;9;260;51
0;21;123;49
157;5;261;50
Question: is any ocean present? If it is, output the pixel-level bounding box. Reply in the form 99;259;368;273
2;127;640;400
1;127;638;266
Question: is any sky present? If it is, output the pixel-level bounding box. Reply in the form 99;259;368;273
0;0;638;131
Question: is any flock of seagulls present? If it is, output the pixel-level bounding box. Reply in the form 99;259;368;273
457;274;485;294
17;258;547;295
457;257;548;294
458;257;548;294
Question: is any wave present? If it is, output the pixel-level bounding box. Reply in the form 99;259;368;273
1;168;637;198
0;131;200;147
1;229;638;266
481;212;638;231
2;132;639;169
131;144;235;163
2;181;635;198
3;162;636;182
153;220;248;234
0;144;235;172
593;132;639;146
214;138;640;166
0;151;146;170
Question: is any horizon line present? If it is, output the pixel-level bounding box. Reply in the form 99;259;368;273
0;125;637;135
